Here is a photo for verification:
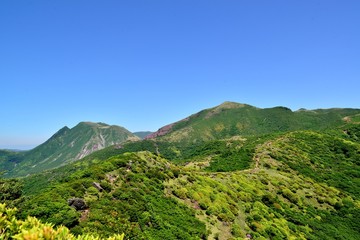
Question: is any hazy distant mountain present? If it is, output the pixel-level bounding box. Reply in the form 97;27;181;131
133;131;154;139
146;101;360;142
0;150;23;174
1;122;140;177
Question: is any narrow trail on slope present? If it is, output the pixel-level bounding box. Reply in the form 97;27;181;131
80;209;90;222
153;141;160;155
251;141;274;172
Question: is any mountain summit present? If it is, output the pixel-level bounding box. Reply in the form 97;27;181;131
2;122;140;177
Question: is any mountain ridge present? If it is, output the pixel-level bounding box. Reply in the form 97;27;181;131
146;102;360;142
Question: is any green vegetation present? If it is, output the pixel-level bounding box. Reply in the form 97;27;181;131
17;152;207;239
0;178;24;208
268;131;360;199
164;129;360;239
342;123;360;143
9;132;360;239
155;102;360;143
0;204;124;239
1;102;360;239
166;168;360;239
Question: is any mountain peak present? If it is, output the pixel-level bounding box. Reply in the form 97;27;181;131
214;101;247;110
204;101;248;119
219;101;244;106
48;126;70;140
78;121;109;127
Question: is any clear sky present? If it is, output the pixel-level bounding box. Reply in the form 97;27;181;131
1;0;359;149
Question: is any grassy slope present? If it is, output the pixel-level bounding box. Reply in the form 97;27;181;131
12;126;360;239
156;102;360;143
268;131;360;199
19;152;207;239
165;129;360;239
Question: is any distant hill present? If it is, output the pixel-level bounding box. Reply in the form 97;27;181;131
0;150;23;174
146;101;360;142
133;131;153;139
0;122;140;177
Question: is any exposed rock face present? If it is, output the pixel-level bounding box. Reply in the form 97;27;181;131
92;182;104;192
68;198;87;211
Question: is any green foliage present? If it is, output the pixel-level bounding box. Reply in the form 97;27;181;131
204;142;254;172
269;131;360;199
342;123;360;143
0;203;124;239
156;102;360;143
0;178;24;207
18;152;207;239
166;151;360;239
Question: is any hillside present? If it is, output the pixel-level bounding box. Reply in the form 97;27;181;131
7;125;359;239
147;101;360;142
0;122;140;177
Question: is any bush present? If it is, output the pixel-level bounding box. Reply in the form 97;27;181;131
0;203;124;240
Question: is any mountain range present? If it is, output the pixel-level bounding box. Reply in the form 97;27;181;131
3;101;359;178
1;101;360;239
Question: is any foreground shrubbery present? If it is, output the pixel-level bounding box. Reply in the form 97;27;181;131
269;131;360;199
0;203;124;240
18;152;207;239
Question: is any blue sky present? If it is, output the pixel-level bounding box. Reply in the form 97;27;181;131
1;1;359;149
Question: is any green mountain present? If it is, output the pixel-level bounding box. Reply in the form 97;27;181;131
0;122;140;177
146;101;360;142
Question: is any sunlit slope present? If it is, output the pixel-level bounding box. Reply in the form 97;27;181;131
148;101;360;142
15;127;360;239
